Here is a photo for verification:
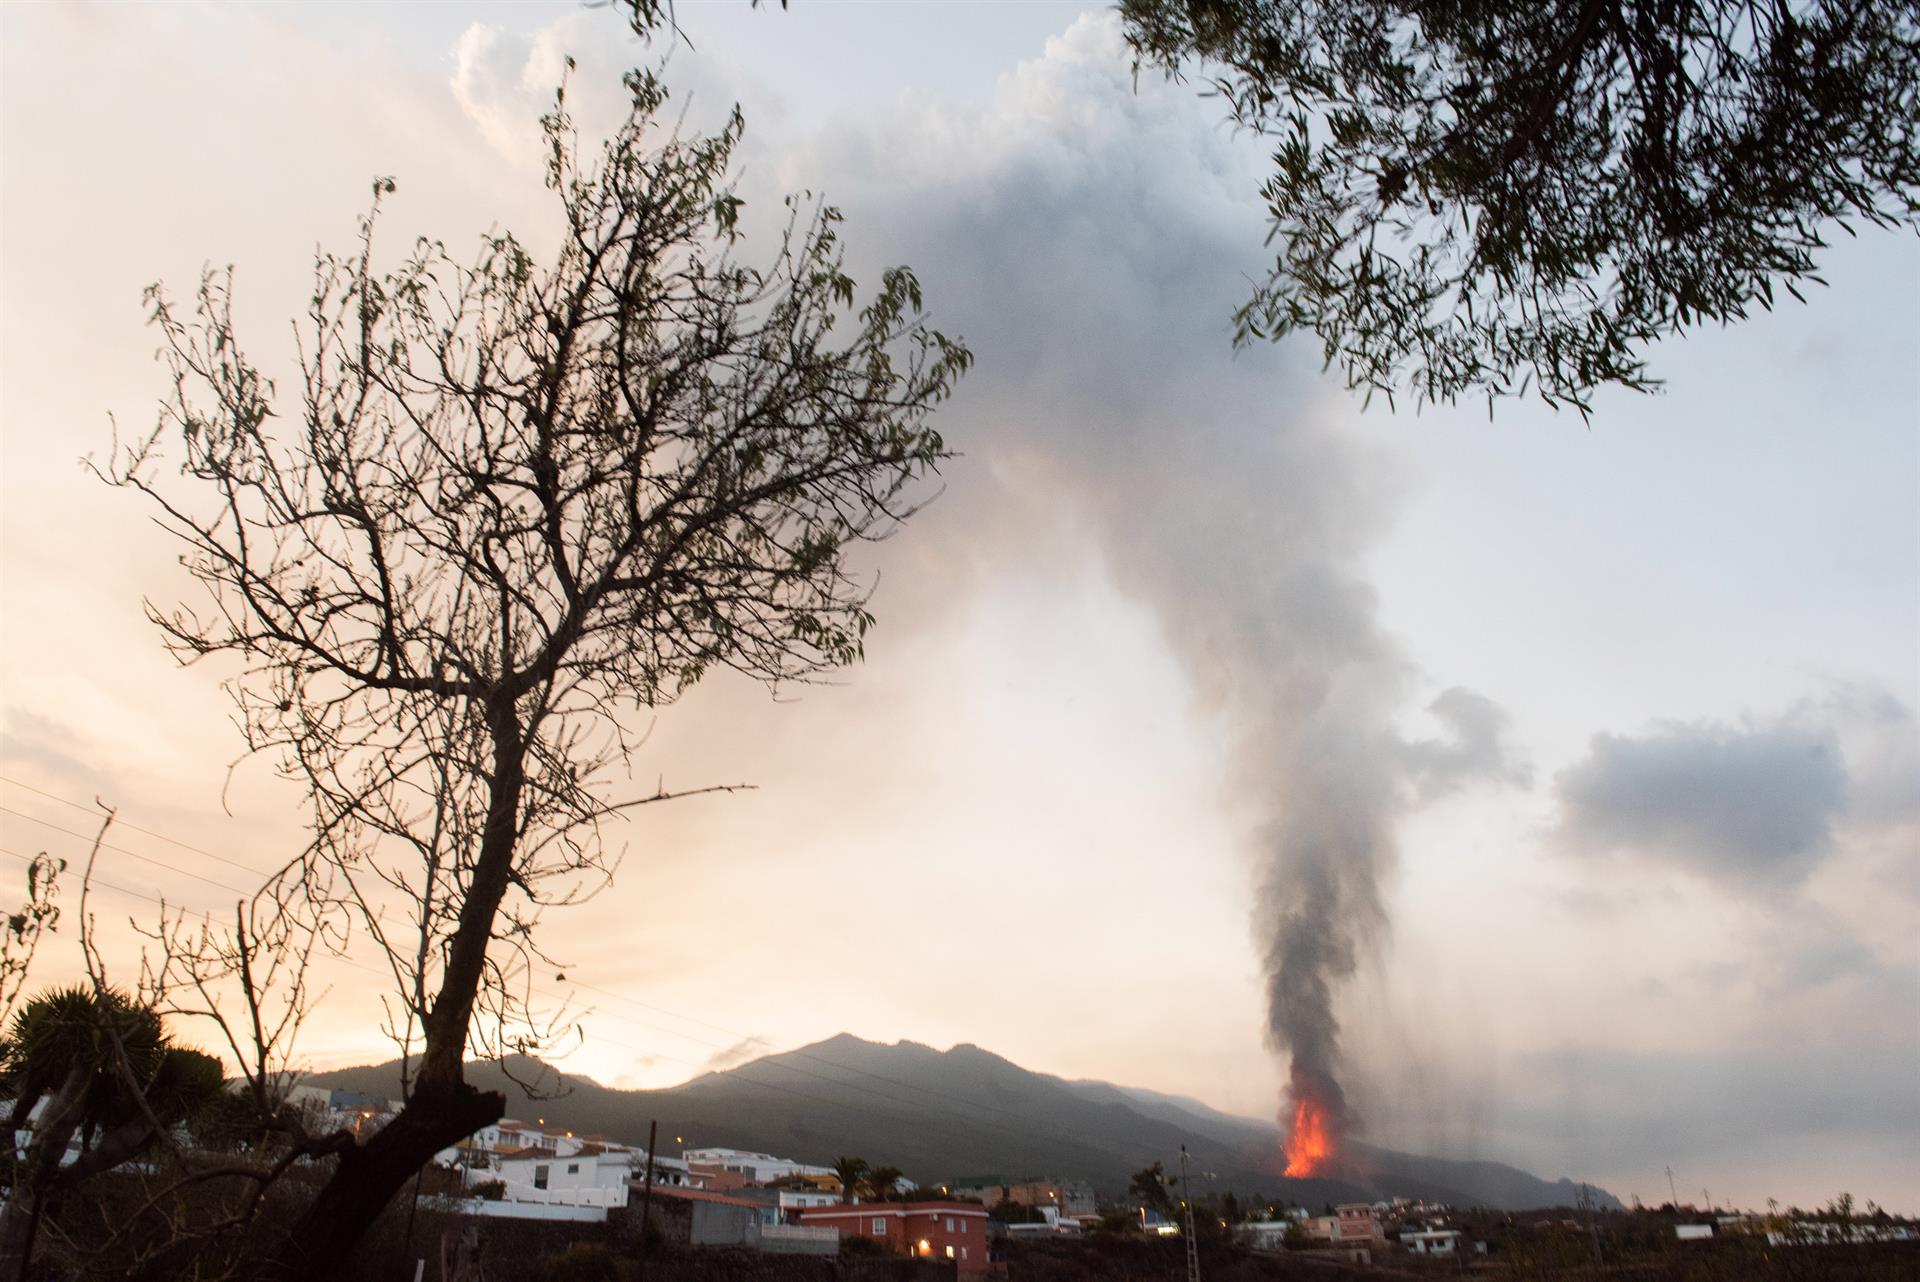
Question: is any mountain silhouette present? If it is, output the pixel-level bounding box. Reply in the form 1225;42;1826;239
307;1033;1620;1210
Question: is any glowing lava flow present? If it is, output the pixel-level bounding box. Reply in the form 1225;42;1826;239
1283;1097;1333;1177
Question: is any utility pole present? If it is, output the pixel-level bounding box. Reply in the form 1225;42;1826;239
1580;1183;1601;1273
637;1119;659;1280
1666;1166;1678;1209
1180;1145;1201;1282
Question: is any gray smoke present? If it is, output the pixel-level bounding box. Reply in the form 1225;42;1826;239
795;17;1524;1146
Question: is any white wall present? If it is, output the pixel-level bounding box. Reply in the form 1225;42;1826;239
493;1154;632;1207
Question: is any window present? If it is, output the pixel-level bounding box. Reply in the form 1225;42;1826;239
533;1165;550;1190
945;1217;954;1232
567;1163;580;1174
962;1248;969;1260
872;1218;886;1234
945;1245;955;1260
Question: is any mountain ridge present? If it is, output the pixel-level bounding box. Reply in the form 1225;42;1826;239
306;1033;1621;1211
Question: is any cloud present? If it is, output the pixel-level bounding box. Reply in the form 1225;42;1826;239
701;1035;771;1073
1822;685;1920;835
1554;717;1846;885
1780;935;1883;989
1506;1036;1920;1175
1403;687;1532;799
1551;691;1918;889
0;708;100;791
450;15;597;162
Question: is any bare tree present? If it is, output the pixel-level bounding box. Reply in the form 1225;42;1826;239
104;64;968;1280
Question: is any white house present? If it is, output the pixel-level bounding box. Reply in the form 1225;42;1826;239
1403;1229;1463;1255
682;1147;833;1184
632;1152;703;1188
1235;1219;1293;1250
1003;1207;1083;1237
440;1119;641;1170
488;1147;634;1208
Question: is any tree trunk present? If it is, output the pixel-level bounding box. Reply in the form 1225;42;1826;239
263;1081;503;1281
442;1222;486;1282
0;1064;89;1281
264;708;525;1280
417;703;525;1093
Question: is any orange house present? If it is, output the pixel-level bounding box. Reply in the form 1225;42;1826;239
797;1202;995;1272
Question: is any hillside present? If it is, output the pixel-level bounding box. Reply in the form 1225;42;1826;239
307;1034;1619;1210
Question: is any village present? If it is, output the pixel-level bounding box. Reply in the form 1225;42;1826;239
253;1084;1919;1278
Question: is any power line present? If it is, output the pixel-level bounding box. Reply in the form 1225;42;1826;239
0;843;202;913
0;805;258;898
0;777;1147;1151
0;777;1051;1123
0;839;1095;1164
0;774;271;877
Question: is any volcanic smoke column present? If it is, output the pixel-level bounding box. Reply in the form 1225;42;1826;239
822;20;1526;1186
1253;683;1522;1176
1005;404;1521;1178
1255;697;1401;1177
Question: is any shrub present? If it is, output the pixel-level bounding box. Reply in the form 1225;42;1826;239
839;1233;887;1258
543;1241;620;1282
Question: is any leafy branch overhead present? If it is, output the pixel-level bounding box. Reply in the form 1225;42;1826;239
1123;0;1920;411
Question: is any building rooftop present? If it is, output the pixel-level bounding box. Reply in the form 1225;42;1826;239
640;1185;763;1209
799;1201;992;1217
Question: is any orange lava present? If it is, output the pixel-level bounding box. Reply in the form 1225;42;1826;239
1283;1097;1333;1177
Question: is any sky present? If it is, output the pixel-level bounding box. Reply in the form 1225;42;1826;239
1;0;1915;1213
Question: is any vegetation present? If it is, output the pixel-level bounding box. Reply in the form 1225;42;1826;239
1127;1161;1179;1217
1122;0;1920;411
832;1155;872;1204
103;51;966;1281
864;1164;905;1201
542;1242;620;1282
0;985;224;1276
0;854;62;1028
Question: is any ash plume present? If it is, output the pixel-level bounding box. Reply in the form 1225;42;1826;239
804;16;1527;1151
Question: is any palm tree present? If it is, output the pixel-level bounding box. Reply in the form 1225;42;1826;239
864;1165;905;1202
831;1155;870;1205
0;985;222;1278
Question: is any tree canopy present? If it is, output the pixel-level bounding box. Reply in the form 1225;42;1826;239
1122;0;1920;411
833;1155;872;1203
0;986;224;1276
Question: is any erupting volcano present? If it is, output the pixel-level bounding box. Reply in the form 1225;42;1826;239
1279;1064;1347;1179
1283;1096;1334;1176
